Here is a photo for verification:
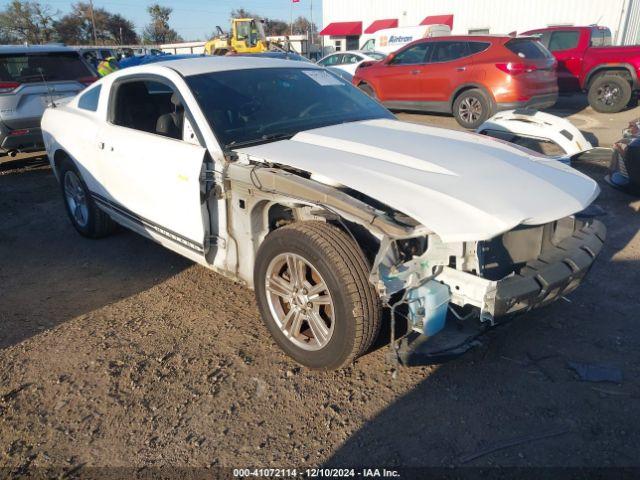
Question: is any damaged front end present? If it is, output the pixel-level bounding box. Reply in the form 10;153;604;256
371;215;606;366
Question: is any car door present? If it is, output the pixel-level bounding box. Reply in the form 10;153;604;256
546;29;582;92
96;78;209;258
374;42;432;103
421;41;476;104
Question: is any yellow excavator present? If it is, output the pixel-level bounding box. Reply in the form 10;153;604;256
205;18;274;55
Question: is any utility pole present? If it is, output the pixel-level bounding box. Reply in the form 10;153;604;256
88;0;98;45
309;0;314;54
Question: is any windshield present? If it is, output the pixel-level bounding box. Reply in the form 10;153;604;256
186;67;393;148
0;52;93;83
361;39;375;51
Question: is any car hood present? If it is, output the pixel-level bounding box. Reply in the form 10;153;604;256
235;118;600;242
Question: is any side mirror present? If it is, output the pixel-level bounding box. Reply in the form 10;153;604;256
386;53;396;64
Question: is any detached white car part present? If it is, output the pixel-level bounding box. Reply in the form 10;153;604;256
477;109;593;161
41;57;605;369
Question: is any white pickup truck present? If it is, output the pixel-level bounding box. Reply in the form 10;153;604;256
42;56;605;370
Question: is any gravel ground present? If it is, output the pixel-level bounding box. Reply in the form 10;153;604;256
1;100;640;476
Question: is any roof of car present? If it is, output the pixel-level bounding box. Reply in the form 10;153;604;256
522;25;602;33
153;55;321;76
0;44;77;54
326;50;374;55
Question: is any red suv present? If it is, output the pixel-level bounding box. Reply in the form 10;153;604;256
353;35;558;128
521;26;640;113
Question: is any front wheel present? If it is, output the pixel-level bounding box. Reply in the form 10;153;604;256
453;89;492;129
588;74;632;113
254;222;381;370
358;83;377;99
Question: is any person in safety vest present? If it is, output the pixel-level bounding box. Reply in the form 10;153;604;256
97;56;120;77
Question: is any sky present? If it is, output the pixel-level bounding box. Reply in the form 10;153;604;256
1;0;322;41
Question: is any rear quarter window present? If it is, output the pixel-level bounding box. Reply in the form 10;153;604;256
78;85;101;111
590;27;612;47
505;39;552;59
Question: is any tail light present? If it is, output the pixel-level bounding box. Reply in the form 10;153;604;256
78;76;98;86
0;82;20;93
495;62;538;75
8;129;30;136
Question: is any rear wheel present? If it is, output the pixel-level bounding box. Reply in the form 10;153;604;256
254;221;381;370
453;88;492;129
588;74;632;113
59;159;116;238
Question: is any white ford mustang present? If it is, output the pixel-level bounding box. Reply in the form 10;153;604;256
42;56;605;370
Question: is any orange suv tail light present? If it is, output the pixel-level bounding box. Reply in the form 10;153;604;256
495;63;538;75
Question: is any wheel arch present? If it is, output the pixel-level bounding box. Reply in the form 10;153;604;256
249;200;379;266
52;149;75;179
355;80;379;98
449;83;496;110
585;64;638;90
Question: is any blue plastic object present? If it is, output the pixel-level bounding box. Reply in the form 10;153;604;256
407;280;451;336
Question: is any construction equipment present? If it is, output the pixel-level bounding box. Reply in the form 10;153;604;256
205;18;272;55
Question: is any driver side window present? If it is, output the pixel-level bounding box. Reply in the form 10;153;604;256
111;79;187;141
391;43;430;65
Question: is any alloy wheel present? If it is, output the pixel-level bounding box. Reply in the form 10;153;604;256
265;253;335;351
597;83;621;106
459;96;483;124
63;170;89;228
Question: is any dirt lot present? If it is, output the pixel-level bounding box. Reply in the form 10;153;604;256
1;98;640;476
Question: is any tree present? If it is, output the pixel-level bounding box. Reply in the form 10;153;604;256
143;4;181;44
291;16;317;36
0;0;57;44
105;14;138;44
54;2;138;45
230;8;253;19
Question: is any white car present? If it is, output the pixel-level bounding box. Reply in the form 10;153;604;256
317;50;387;76
42;57;605;370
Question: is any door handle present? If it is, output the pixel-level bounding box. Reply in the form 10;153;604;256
98;142;105;150
410;69;421;75
456;67;467;72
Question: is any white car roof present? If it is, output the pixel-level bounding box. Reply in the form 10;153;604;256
153;55;322;77
320;50;385;60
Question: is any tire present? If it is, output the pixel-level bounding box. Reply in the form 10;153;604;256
453;88;493;129
254;221;381;370
588;74;632;113
358;83;377;99
58;159;116;238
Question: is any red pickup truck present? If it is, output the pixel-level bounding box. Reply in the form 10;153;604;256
521;26;640;113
